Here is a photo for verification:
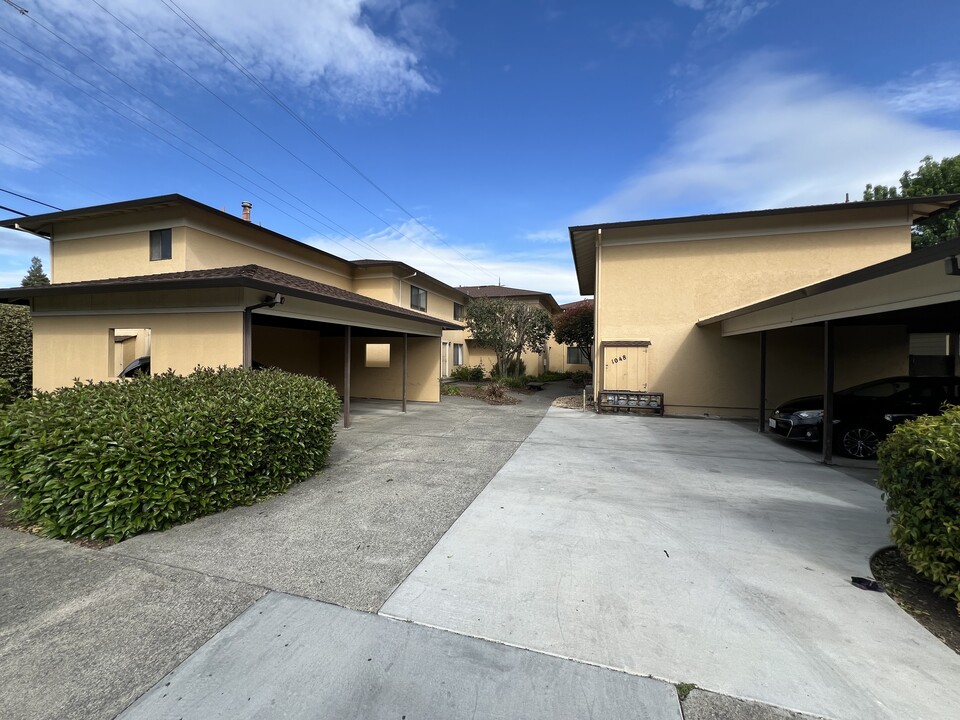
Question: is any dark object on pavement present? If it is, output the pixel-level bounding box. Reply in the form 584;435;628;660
851;576;884;592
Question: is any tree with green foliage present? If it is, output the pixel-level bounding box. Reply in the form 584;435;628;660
553;300;594;369
0;305;32;400
864;154;960;249
465;298;552;378
21;256;50;287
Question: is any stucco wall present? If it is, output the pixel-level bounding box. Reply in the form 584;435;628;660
32;312;243;391
595;217;912;416
350;336;440;402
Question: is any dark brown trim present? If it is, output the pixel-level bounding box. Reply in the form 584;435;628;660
569;194;960;235
343;326;352;429
598;340;652;348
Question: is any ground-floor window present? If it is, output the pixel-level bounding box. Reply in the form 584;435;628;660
453;343;464;365
566;346;589;364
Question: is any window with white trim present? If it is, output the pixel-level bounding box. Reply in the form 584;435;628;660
453;343;464;366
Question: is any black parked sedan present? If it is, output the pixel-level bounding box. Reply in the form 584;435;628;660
768;376;960;459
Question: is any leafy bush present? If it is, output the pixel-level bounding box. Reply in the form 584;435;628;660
451;364;485;382
494;358;526;378
494;375;525;389
440;383;462;396
877;406;960;608
484;382;507;401
571;370;590;386
0;367;340;541
0;305;32;399
0;378;13;407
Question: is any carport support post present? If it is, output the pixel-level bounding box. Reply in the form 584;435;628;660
343;326;351;429
758;331;767;433
402;333;408;413
822;320;834;465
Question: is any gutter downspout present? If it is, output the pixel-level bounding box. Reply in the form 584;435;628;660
242;293;284;368
594;228;602;411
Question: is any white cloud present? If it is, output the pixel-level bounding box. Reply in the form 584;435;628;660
883;63;960;116
520;229;569;244
12;0;438;113
305;218;585;304
576;53;960;223
673;0;772;37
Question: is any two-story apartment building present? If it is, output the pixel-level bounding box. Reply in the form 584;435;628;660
570;195;960;417
0;195;469;415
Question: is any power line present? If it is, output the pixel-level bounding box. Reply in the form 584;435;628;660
0;34;379;262
0;203;27;216
0;187;62;211
157;0;494;282
2;11;392;263
0;141;112;202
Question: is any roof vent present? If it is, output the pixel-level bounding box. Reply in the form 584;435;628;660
241;201;252;221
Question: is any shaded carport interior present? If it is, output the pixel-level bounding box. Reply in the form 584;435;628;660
699;236;960;463
0;264;458;429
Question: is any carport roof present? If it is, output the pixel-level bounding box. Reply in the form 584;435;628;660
697;236;960;335
0;264;460;329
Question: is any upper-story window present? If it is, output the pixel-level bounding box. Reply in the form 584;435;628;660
149;229;172;261
454;302;465;321
410;285;427;312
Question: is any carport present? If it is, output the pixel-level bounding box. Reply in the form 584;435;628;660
2;265;456;429
699;237;960;462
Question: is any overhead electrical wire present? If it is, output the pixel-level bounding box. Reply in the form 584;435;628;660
0;14;394;263
0;34;382;262
0;204;27;217
0;187;62;211
92;0;486;283
0;141;112;202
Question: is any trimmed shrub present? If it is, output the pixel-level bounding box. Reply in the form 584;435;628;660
494;375;525;389
0;367;340;541
877;406;960;608
0;304;32;399
0;378;13;407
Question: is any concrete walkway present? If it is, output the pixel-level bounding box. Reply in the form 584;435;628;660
381;409;960;720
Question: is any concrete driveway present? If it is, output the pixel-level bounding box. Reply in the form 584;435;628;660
381;409;960;720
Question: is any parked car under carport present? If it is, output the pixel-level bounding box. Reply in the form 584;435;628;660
768;376;960;459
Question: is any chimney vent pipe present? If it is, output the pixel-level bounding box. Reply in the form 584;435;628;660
241;201;252;221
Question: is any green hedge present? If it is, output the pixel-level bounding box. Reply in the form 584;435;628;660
0;367;340;541
0;304;32;400
877;406;960;608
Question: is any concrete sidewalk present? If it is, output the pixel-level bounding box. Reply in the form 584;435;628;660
381;408;960;720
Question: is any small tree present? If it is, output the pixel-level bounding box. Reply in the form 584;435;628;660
553;300;594;369
864;154;960;249
466;298;552;378
21;257;50;287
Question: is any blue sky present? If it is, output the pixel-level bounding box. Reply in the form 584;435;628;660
2;0;960;302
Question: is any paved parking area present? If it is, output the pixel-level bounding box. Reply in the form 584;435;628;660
381;409;960;720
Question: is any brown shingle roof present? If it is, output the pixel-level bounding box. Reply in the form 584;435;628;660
0;265;459;329
458;285;562;313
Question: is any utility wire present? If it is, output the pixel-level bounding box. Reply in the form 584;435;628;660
0;187;61;211
0;141;111;201
0;35;378;262
0;204;27;216
162;0;495;281
2;11;392;263
156;0;489;282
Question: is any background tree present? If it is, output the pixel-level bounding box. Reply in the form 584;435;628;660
864;154;960;249
552;300;594;369
466;298;552;378
21;256;50;287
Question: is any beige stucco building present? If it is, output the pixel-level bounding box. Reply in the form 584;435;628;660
0;195;472;422
570;196;960;418
457;285;561;376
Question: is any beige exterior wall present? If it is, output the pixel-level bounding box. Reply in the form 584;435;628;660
350;336;440;402
53;226;188;283
546;336;592;374
33;312;243;391
184;227;353;290
594;214;912;416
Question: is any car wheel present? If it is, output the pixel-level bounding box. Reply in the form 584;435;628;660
839;426;880;459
